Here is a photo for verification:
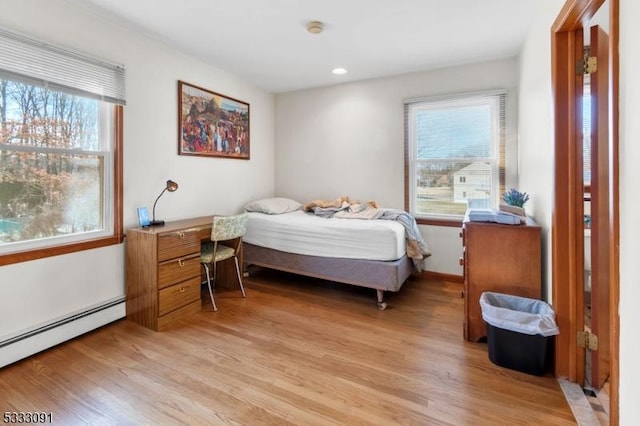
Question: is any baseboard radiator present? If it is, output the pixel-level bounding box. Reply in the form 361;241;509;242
0;297;126;369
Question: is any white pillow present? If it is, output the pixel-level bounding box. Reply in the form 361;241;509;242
244;197;302;215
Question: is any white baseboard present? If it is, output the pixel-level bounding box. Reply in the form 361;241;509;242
0;300;125;369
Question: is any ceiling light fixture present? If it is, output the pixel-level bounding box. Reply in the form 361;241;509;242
332;67;348;75
306;21;324;34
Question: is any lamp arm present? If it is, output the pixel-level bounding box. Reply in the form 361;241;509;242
151;188;168;222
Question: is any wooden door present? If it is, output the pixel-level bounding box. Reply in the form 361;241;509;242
589;24;611;389
552;0;620;421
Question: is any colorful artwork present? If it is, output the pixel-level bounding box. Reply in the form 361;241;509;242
178;80;249;159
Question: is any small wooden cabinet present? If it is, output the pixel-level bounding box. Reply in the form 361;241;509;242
460;216;542;342
126;216;215;331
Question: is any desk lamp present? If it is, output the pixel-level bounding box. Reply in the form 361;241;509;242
149;179;178;226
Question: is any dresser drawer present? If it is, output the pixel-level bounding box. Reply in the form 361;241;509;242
158;230;200;262
158;276;201;316
158;254;201;289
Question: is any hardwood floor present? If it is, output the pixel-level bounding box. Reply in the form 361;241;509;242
0;268;576;425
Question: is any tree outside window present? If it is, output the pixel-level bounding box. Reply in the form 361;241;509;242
0;79;110;247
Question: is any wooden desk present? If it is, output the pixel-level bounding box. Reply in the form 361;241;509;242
125;216;239;331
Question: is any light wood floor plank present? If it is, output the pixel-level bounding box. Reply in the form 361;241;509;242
0;268;576;425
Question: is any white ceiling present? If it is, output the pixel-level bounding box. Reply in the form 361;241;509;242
67;0;541;93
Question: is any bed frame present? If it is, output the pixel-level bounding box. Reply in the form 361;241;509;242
242;242;413;310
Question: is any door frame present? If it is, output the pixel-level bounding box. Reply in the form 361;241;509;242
551;0;619;423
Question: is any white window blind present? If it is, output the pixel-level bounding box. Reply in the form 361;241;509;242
0;27;125;105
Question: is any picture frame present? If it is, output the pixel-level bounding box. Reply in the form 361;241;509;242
178;80;250;159
137;207;150;227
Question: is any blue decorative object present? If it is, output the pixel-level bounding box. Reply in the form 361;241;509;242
137;207;150;227
503;188;530;208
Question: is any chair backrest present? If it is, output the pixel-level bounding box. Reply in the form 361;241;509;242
211;213;248;242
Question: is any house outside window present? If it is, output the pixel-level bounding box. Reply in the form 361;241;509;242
0;28;125;265
405;91;505;221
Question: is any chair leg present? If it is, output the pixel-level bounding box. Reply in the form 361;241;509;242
202;263;217;311
233;256;247;298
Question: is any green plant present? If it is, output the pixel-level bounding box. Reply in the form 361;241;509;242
503;188;530;207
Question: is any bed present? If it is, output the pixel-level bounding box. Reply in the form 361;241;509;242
241;197;429;309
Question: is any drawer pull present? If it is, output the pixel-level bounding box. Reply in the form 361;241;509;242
178;259;185;267
178;232;185;238
180;287;185;293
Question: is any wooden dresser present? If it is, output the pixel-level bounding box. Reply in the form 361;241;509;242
460;215;542;342
126;216;215;331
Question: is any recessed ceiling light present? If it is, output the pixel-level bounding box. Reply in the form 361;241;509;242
332;67;347;75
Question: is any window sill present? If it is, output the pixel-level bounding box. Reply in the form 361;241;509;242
416;217;463;227
0;234;124;266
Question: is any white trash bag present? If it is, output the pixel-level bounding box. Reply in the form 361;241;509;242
480;292;559;337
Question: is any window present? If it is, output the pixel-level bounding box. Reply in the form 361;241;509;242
405;91;505;222
583;73;592;186
0;28;125;265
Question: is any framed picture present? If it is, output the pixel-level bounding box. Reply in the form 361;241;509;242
137;207;150;227
178;80;250;159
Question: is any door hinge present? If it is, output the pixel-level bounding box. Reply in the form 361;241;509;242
577;330;599;351
576;56;597;75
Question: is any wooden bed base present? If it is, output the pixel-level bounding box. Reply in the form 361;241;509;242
242;242;413;310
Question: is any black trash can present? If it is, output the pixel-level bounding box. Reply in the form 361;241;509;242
480;292;559;376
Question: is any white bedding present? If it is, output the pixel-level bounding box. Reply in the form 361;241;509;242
244;210;406;261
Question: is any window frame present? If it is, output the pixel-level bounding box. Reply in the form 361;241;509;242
0;28;125;266
404;91;506;226
0;105;123;266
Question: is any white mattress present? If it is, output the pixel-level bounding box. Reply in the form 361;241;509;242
244;210;405;261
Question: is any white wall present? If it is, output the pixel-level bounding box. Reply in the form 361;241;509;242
517;0;564;300
275;59;519;276
0;0;274;350
619;0;640;423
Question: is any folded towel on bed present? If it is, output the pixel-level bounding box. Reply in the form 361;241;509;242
303;197;432;272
